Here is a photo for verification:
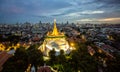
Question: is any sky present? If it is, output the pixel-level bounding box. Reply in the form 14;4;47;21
0;0;120;24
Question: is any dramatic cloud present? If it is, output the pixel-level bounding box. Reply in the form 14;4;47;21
0;0;120;24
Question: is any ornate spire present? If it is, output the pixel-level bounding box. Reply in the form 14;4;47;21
52;19;59;36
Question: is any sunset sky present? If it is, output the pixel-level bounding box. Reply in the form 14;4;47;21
0;0;120;24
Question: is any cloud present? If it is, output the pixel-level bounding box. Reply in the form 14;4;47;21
99;18;120;22
95;0;120;5
76;17;120;23
63;0;95;5
0;0;72;15
65;12;81;17
50;10;104;17
94;0;120;9
0;0;120;23
77;19;94;22
80;11;104;15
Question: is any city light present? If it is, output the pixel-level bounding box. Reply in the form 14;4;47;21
0;0;120;72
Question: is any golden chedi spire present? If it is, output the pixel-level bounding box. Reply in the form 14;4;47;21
52;19;59;36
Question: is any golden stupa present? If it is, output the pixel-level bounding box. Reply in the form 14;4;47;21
39;19;71;56
46;19;65;37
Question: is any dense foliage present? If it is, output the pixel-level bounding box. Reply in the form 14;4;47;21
2;42;120;72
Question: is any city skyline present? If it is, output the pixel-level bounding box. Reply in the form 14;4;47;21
0;0;120;24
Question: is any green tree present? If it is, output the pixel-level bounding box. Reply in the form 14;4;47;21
70;43;98;72
49;48;57;65
27;44;44;66
105;53;120;72
57;50;66;64
2;47;28;72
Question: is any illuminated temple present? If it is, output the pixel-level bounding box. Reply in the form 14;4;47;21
39;19;72;56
